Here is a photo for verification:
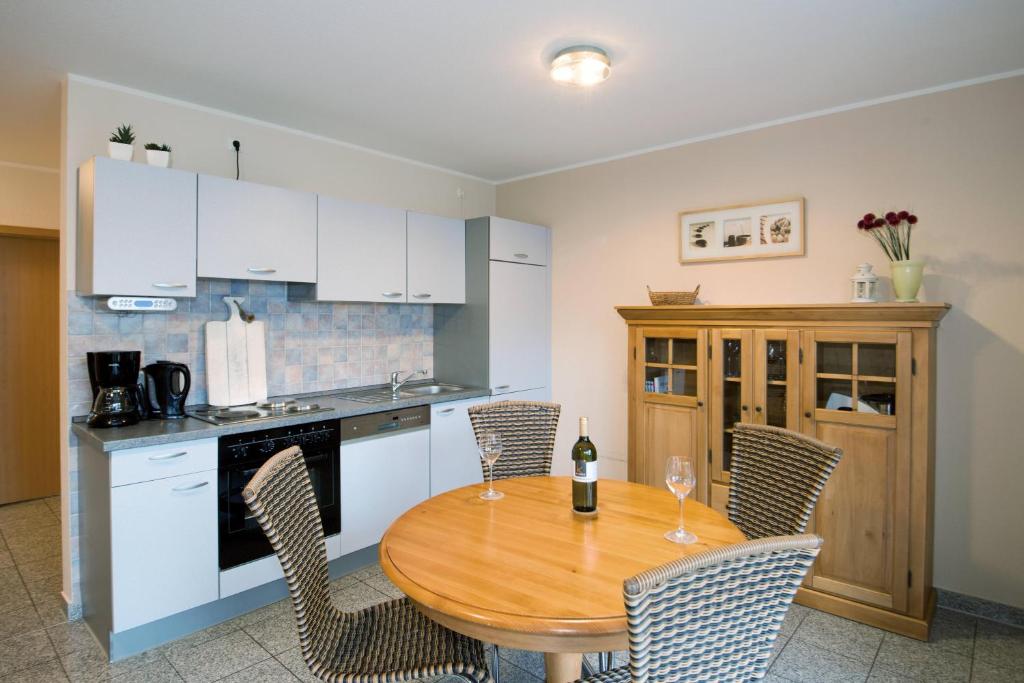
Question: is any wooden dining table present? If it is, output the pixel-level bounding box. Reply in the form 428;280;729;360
379;476;746;683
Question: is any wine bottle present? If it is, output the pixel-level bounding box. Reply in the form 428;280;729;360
572;417;598;513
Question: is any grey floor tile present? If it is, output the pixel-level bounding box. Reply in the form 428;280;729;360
232;599;293;631
780;603;811;637
15;555;61;584
157;621;240;661
768;634;789;668
59;640;167;681
274;647;321;683
361;573;404;599
971;658;1024;682
928;608;978;657
45;621;98;658
164;629;271;682
973;618;1024;670
0;552;13;571
0;567;23;593
0;606;42;641
763;675;793;683
0;501;52;526
30;593;69;629
43;498;61;518
328;573;361;593
873;632;971;682
867;666;917;682
242;611;300;656
6;537;60;566
0;516;59;543
498;647;545;678
331;582;391;612
0;656;67;682
770;638;870;683
218;657;300;682
350;563;384;582
499;661;543;683
792;610;884;664
109;657;183;682
0;629;58;678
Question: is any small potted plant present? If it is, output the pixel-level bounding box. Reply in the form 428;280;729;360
856;210;923;302
108;124;135;161
144;143;172;168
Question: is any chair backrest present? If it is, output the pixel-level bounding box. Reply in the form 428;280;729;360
624;534;822;682
467;400;561;480
728;423;843;539
242;446;334;669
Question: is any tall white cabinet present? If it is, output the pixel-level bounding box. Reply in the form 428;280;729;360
434;216;551;401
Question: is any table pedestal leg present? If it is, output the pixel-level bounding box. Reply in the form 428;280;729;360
544;652;583;683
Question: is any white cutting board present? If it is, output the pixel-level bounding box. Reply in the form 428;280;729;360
205;297;267;406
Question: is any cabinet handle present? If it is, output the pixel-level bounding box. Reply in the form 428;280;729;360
494;385;510;391
412;293;432;299
149;451;187;461
804;411;812;418
755;406;762;413
152;282;187;289
247;267;277;274
697;401;704;407
513;253;529;259
438;407;455;415
741;405;749;412
171;481;209;492
382;292;403;298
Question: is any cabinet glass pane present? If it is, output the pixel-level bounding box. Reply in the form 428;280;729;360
817;378;854;410
645;367;669;394
859;343;897;378
671;339;697;366
670;369;696;396
723;381;742;425
645;338;669;363
859;380;896;415
722;431;733;474
723;339;743;378
817;342;852;375
766;340;787;382
766;384;788;428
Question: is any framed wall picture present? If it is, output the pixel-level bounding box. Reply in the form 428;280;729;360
679;197;805;264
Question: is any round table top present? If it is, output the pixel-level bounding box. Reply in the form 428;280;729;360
379;476;746;649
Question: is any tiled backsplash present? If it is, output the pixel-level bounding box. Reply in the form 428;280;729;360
67;278;434;417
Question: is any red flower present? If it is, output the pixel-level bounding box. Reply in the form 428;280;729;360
857;220;865;229
874;218;885;227
907;215;918;224
864;213;876;223
898;210;909;220
885;211;898;222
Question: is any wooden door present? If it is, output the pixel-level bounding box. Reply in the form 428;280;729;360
801;330;912;612
406;212;465;304
709;329;753;485
0;231;59;504
753;329;801;430
630;327;707;498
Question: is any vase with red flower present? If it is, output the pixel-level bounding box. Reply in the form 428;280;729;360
856;210;924;302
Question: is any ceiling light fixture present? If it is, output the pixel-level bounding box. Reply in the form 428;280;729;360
550;45;610;87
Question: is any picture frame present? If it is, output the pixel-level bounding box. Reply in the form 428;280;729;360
679;197;805;264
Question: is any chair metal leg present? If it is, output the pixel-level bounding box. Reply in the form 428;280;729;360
598;652;613;673
581;656;597;677
492;645;500;683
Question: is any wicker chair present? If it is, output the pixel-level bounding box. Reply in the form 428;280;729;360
728;423;843;540
577;534;823;683
467;401;561;480
242;446;491;683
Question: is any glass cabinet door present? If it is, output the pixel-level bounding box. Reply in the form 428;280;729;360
710;329;752;483
753;330;800;430
812;337;900;419
641;333;700;398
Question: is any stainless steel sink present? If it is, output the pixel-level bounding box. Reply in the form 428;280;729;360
338;383;465;403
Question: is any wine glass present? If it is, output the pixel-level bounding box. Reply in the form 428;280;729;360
664;456;697;544
478;431;504;500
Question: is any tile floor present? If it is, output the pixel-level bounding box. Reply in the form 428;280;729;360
1;497;1022;682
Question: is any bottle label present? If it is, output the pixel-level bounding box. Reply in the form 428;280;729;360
573;460;597;483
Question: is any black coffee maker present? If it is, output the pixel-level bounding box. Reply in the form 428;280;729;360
143;361;191;419
87;351;145;428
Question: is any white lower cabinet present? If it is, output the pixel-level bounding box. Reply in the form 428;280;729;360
338;427;430;555
430;398;488;496
110;470;218;632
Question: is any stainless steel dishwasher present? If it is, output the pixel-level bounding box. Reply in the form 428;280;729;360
337;406;431;555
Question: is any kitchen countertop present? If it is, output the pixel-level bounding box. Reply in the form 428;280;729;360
72;383;491;452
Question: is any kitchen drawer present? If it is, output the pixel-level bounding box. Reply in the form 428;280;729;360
489;217;548;266
109;438;218;487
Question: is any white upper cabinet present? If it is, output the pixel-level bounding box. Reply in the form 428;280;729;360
77;157;197;297
197;175;316;282
489;260;549;394
317;196;407;303
489;216;548;266
407;212;465;304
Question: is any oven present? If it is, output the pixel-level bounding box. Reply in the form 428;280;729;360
218;418;341;570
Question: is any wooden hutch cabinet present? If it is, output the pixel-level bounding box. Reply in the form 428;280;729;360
618;303;949;639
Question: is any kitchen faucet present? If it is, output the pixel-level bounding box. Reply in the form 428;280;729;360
391;369;427;396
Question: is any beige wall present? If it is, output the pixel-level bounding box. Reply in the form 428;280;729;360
497;76;1024;609
0;163;59;229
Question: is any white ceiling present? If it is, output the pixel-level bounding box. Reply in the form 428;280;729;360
2;0;1023;181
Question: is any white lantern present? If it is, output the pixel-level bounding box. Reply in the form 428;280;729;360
851;263;879;303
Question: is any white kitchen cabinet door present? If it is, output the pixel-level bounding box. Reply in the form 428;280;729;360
430;398;488;495
407;212;465;304
317;196;407;302
489;217;548;266
489;261;549;394
338;428;430;555
110;470;218;632
491;387;550;402
197;175;316;282
77;157;197;297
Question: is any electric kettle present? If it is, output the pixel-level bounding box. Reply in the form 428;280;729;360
143;361;191;419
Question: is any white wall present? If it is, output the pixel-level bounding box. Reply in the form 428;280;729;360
497;76;1024;609
0;163;58;229
59;75;496;609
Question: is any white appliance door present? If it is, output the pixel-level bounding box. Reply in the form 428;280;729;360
430;398;488;496
489;260;549;394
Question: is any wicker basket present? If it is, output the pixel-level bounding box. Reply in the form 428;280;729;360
647;284;700;306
